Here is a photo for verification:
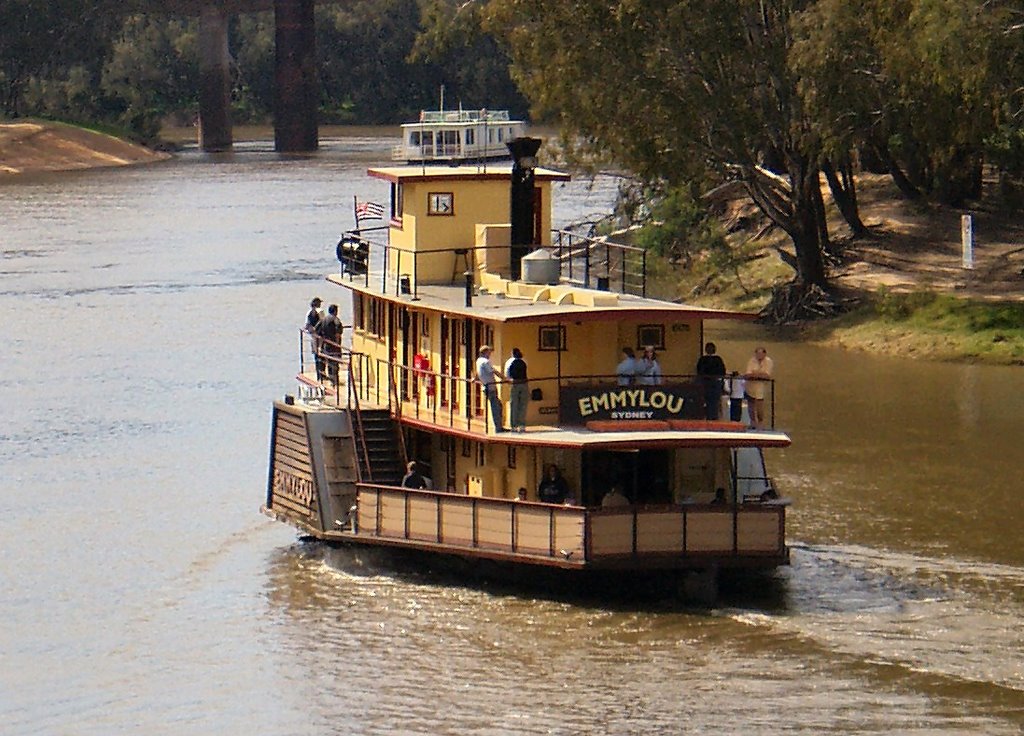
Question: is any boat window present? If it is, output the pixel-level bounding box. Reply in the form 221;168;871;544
410;131;420;146
353;294;365;330
392;183;403;220
367;297;384;337
442;130;459;145
497;128;504;142
538;325;567;352
465;128;474;145
422;131;433;146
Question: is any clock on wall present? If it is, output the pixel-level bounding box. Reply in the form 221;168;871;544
428;191;454;216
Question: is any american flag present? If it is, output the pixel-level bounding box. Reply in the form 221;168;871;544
354;198;385;223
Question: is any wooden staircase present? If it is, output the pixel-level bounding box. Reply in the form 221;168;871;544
352;409;405;485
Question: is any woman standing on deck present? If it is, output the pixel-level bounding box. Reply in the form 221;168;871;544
637;346;662;385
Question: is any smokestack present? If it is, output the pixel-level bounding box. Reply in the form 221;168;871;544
507;137;541;280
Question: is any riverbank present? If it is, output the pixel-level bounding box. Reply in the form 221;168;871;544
5;120;1021;363
0;120;169;175
676;173;1024;365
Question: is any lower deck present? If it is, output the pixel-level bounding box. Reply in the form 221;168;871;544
264;399;790;572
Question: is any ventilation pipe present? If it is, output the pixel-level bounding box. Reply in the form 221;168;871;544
507;137;542;280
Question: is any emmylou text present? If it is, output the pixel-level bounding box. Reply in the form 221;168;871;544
577;389;686;418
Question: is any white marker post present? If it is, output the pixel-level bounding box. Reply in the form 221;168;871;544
961;214;974;270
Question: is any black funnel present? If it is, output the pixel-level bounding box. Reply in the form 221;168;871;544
507;137;542;280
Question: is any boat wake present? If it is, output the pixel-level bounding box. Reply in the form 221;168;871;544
722;541;1024;711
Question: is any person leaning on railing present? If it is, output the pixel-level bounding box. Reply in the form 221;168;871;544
475;345;505;432
744;346;774;429
304;297;323;379
503;347;529;432
316;304;344;382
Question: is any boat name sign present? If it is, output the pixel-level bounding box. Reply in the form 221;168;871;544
560;385;701;423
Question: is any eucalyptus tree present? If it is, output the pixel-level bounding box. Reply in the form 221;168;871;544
483;0;831;288
793;0;1024;207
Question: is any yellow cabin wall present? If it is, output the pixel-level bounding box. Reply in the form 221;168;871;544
386;179;556;286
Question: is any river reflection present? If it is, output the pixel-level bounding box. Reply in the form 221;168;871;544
1;136;1022;734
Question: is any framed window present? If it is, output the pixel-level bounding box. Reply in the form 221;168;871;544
427;191;454;216
538;325;566;352
476;443;486;466
462;438;472;458
507;446;516;469
636;324;665;351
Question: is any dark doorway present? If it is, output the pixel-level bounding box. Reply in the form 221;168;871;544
585;449;672;506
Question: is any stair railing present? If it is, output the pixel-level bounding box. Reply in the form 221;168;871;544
347;355;373;483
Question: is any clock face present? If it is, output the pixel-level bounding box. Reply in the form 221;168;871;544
428;192;453;215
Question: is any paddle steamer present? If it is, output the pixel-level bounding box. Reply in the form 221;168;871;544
263;139;790;597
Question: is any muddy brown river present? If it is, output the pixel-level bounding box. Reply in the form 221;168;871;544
1;136;1022;734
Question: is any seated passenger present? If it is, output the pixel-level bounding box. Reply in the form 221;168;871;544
537;464;570;504
601;485;629;508
514;487;528;502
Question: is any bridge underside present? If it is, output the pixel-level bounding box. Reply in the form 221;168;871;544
195;0;318;153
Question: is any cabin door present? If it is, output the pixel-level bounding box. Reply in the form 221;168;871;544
440;315;467;416
586;449;672;506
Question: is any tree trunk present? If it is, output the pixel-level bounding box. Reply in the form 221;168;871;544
875;143;922;200
791;162;828;287
822;158;867;237
742;160;827;288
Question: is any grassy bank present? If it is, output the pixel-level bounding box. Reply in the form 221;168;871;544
647;172;1024;365
802;291;1024;365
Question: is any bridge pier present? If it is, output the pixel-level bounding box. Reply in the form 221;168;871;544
197;6;233;152
274;0;319;152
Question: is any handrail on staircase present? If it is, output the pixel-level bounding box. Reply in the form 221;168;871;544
347;356;373;483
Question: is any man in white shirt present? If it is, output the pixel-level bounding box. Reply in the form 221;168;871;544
475;345;505;432
744;347;774;428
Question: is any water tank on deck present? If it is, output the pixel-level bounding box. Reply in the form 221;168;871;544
520;248;560;285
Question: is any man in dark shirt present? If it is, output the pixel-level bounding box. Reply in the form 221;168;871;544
305;297;323;379
316;304;343;381
695;341;727;420
401;461;427;489
537;464;570;504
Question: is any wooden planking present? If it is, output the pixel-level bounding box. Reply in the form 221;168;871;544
439;499;474;541
636;512;684;553
378;494;407;535
407;496;440;540
274;421;306;441
273;453;313;480
476;505;514;551
274;431;309;454
685;511;734;552
358;492;379;532
515;508;555;551
274;442;312;468
589;514;634;555
553;516;585;558
737;509;782;552
270;494;314;519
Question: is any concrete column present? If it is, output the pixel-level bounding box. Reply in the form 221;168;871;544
274;0;319;152
197;6;232;152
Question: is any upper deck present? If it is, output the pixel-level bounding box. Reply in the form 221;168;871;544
318;150;783;443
